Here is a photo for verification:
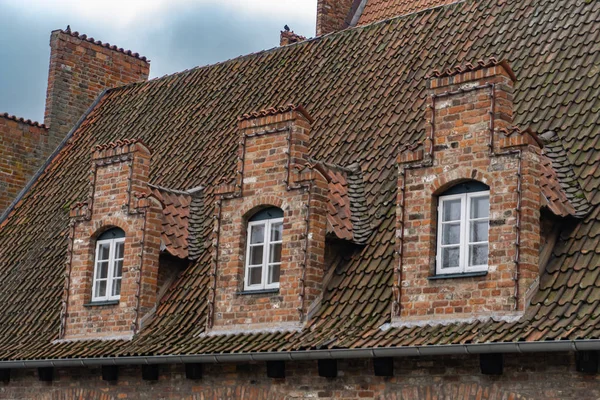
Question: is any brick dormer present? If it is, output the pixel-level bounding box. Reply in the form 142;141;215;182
61;140;163;340
208;105;331;333
393;59;543;325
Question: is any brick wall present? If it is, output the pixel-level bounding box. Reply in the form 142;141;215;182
210;107;329;332
44;29;150;151
394;62;542;323
316;0;356;36
0;116;48;212
0;353;597;399
63;141;162;340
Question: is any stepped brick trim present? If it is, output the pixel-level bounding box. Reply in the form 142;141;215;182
0;112;47;129
428;58;517;89
59;27;148;61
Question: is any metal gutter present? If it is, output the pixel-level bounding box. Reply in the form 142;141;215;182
2;340;600;369
0;89;109;224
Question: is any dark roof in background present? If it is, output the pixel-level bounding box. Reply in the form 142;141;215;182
357;0;461;25
0;0;599;360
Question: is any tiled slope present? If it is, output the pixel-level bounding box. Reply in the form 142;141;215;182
0;0;599;360
357;0;461;25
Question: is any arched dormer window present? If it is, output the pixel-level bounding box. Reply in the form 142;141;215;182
437;181;489;275
92;228;125;302
245;207;283;291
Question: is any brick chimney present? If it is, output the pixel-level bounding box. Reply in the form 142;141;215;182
316;0;357;36
44;28;150;150
394;59;542;324
280;29;306;46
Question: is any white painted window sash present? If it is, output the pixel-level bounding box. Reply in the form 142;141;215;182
436;191;489;275
92;237;125;302
245;218;283;291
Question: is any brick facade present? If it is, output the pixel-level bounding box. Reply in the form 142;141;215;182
394;62;542;323
44;29;150;150
209;106;329;332
316;0;356;36
63;140;162;340
0;353;596;399
0;116;48;212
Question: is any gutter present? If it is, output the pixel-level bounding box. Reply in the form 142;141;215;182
2;340;600;369
0;89;109;224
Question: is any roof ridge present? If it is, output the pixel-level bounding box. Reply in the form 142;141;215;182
55;26;149;62
0;112;47;129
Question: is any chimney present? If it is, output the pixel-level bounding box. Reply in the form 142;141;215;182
280;28;307;46
316;0;357;36
44;28;150;150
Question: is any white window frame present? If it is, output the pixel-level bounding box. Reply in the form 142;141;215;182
436;191;490;275
244;217;283;291
92;237;125;302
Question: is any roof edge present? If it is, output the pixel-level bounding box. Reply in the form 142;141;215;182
0;89;109;225
3;340;598;368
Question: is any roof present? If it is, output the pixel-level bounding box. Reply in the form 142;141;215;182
0;0;599;361
357;0;461;25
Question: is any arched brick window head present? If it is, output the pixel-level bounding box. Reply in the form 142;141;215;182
437;181;490;276
92;228;125;302
245;207;283;291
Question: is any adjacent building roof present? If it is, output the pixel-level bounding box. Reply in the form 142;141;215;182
0;0;599;361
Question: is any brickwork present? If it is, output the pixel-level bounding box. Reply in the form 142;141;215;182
0;117;49;212
0;353;597;399
280;30;307;46
394;63;542;322
210;107;329;331
316;0;355;36
44;29;150;151
63;141;162;340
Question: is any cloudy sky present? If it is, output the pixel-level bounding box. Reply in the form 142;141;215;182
0;0;317;123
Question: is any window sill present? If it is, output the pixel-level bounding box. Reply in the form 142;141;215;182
236;289;280;296
83;300;120;307
428;271;488;280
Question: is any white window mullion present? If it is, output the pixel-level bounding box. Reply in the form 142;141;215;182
460;193;468;273
262;220;271;290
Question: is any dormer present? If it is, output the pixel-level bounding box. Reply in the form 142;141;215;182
61;140;203;340
393;59;546;324
208;105;370;333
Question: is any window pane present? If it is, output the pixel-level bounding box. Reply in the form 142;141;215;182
442;199;461;221
95;280;107;298
249;245;264;265
470;221;489;242
115;241;124;259
99;243;110;260
270;222;283;242
469;244;489;266
96;261;109;279
113;259;123;279
250;224;265;244
442;247;460;269
112;278;121;297
270;243;282;263
269;264;281;284
471;196;489;219
442;223;461;245
249;267;262;285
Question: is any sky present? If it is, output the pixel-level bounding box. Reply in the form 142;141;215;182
0;0;317;123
